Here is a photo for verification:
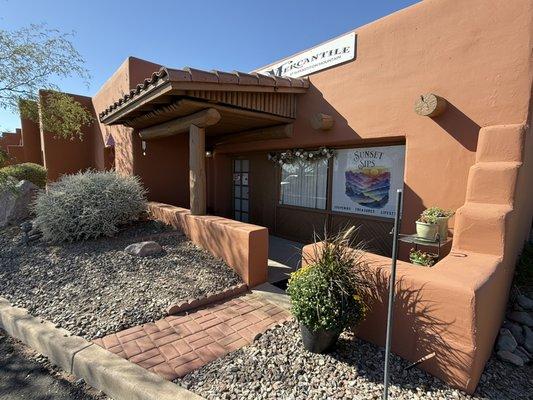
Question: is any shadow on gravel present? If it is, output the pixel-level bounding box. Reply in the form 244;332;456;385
0;331;103;400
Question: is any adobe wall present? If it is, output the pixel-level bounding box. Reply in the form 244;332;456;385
20;111;43;165
39;92;96;181
91;57;162;177
212;0;533;244
0;132;21;152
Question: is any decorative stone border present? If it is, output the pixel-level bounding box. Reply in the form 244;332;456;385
166;283;249;315
0;296;203;400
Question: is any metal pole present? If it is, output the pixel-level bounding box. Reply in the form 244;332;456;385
383;189;403;400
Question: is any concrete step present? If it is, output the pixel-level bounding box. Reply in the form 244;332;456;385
476;124;525;163
465;161;521;205
453;202;512;256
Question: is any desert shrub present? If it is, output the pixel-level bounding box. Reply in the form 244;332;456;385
33;170;147;242
287;228;368;332
0;162;47;188
0;148;10;168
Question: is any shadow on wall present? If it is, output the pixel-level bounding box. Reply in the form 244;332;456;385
432;101;480;152
350;269;472;391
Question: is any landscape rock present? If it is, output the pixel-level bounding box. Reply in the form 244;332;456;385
523;326;533;353
516;294;533;311
0;221;241;339
497;350;524;366
508;311;533;327
496;328;517;352
513;346;530;364
178;320;533;400
124;241;163;257
503;321;525;345
0;180;38;227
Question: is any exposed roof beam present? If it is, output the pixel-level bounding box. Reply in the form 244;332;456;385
139;108;221;140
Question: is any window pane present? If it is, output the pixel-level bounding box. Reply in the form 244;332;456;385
241;213;249;222
242;199;249;212
242;186;249;199
234;198;241;211
234;211;241;220
234;185;241;198
280;159;327;210
234;160;241;172
241;160;249;172
242;173;249;185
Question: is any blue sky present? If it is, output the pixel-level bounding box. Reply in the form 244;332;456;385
0;0;418;131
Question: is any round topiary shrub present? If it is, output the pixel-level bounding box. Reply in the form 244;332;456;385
34;170;147;242
0;162;47;188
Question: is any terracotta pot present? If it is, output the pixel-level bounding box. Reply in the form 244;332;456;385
416;221;439;241
300;324;341;353
435;216;450;241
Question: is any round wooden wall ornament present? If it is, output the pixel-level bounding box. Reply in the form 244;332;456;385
414;93;447;117
310;113;334;130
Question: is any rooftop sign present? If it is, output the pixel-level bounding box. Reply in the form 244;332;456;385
256;32;356;78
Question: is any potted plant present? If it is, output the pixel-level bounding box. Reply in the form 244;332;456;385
287;228;368;353
421;207;454;241
416;213;439;241
409;248;438;267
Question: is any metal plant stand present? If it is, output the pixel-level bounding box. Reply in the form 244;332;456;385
398;234;452;261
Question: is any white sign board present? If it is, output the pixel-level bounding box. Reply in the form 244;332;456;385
331;145;406;218
256;32;356;78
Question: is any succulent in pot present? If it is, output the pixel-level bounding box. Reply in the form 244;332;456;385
287;227;368;353
421;207;454;241
409;248;438;267
416;213;439;241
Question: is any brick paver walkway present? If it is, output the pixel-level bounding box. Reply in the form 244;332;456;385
93;293;291;380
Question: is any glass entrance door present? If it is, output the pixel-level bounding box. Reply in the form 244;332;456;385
233;159;249;222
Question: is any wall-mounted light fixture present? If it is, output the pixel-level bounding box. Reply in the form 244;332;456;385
205;150;213;158
141;140;147;156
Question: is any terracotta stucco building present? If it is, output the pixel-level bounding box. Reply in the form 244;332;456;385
8;0;533;393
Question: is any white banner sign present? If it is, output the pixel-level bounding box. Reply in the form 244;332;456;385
331;145;406;218
256;32;356;78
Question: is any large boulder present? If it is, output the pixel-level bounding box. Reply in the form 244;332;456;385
497;350;524;366
508;311;533;327
524;326;533;353
124;241;163;257
0;180;39;227
516;295;533;311
496;328;518;352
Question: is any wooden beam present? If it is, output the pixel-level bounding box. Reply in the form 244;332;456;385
138;108;221;140
213;124;293;145
310;113;334;130
179;99;294;125
189;124;206;215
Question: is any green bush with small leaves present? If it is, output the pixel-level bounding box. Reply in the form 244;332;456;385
287;228;368;332
0;162;47;188
0;148;10;168
33;170;147;242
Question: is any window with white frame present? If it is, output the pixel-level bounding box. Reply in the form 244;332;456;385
280;159;328;209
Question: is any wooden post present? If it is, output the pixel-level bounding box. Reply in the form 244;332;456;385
189;124;206;215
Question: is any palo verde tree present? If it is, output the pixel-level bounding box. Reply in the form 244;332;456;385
0;24;93;140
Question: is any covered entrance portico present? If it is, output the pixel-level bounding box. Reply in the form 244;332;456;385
99;67;309;217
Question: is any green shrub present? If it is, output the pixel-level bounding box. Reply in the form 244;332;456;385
33;170;147;242
0;149;10;168
0;162;47;188
287;228;368;332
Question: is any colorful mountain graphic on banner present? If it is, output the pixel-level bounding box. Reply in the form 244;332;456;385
345;167;391;209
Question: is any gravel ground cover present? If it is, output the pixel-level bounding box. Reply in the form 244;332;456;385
178;320;533;400
0;221;242;340
0;329;108;400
